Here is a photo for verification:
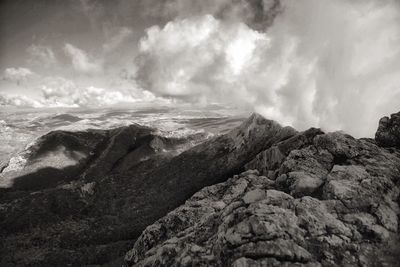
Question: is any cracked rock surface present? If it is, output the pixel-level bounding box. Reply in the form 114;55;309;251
125;119;400;266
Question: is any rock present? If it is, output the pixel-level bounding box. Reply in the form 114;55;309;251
375;111;400;148
234;239;313;263
124;112;400;267
244;128;324;177
343;213;390;241
0;113;297;266
242;188;266;204
2;111;400;266
287;172;324;197
314;132;361;162
244;146;286;176
372;204;398;232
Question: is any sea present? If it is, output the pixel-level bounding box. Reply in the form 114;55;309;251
0;104;250;167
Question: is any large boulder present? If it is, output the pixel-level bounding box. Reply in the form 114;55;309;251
376;111;400;148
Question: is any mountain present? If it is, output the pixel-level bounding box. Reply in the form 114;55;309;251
124;112;400;266
0;113;295;266
1;111;400;266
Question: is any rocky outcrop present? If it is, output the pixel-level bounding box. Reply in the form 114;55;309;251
0;113;298;266
2;111;400;266
124;116;400;266
376;111;400;148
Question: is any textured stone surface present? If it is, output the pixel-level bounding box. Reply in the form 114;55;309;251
376;111;400;148
2;111;400;266
124;116;400;267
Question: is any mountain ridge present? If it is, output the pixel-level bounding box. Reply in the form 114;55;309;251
0;111;399;266
124;112;400;267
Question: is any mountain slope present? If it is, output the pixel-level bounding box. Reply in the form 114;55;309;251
0;113;296;266
124;112;400;267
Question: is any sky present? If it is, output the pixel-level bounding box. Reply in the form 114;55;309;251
0;0;400;137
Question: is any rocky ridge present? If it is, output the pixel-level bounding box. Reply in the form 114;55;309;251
124;112;400;266
0;113;296;266
1;111;399;266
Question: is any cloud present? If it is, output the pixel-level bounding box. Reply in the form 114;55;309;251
0;93;43;108
2;67;34;85
78;0;105;31
136;15;268;99
135;0;400;137
0;73;163;108
103;27;133;53
148;0;281;31
63;43;103;74
27;44;57;67
39;76;159;107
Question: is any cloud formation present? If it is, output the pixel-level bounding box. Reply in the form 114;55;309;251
135;0;400;137
39;76;158;107
147;0;281;31
27;44;57;67
64;43;103;74
0;93;43;108
2;68;34;85
137;15;267;100
0;75;161;108
1;0;400;138
103;27;133;53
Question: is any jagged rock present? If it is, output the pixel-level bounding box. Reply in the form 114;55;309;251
124;112;400;267
244;128;324;179
376;111;400;148
2;111;400;266
125;163;400;266
287;171;324;197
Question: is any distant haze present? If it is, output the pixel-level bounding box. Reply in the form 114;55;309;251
1;0;399;137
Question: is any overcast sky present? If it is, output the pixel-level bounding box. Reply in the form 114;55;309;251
0;0;400;137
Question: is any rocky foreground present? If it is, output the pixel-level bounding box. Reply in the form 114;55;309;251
1;112;400;266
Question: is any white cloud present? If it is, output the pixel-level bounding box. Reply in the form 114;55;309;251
2;67;34;85
137;15;268;99
0;74;164;108
39;76;146;107
103;27;133;53
27;44;57;67
63;43;103;74
0;93;43;108
135;0;400;137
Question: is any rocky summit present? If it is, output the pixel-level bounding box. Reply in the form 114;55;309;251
1;112;400;266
